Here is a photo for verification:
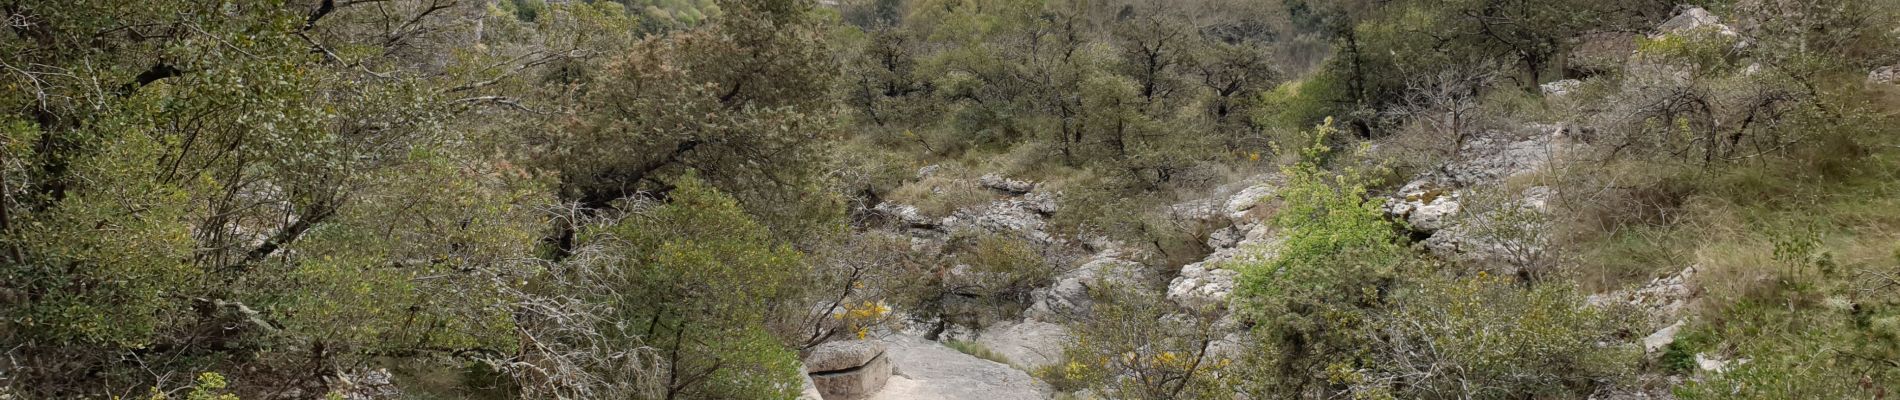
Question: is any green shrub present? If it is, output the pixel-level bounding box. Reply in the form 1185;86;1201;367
1356;274;1637;399
580;176;808;399
1233;118;1411;394
1675;237;1900;399
936;232;1056;328
1049;175;1215;269
1673;296;1900;399
5;126;196;347
1658;326;1716;374
1257;78;1352;141
1042;282;1235;399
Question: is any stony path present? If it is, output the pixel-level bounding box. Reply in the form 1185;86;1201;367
867;335;1054;400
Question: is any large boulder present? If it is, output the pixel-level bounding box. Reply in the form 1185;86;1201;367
807;340;889;372
1654;6;1737;39
807;340;894;400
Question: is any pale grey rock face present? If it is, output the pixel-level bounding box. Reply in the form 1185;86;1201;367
1541;79;1583;97
1160;174;1282;235
1027;257;1149;321
1161;236;1279;348
1590;266;1698;325
1385;125;1576;274
1441;125;1567;186
1413;185;1558;273
873;202;937;229
973;320;1072;370
1872;65;1900;85
1225;183;1278;221
1386;180;1462;232
1166;261;1240;312
1020;191;1059;215
1169;197;1229;230
1654;6;1736;38
869;335;1055;400
1643;320;1685;353
944;200;1054;245
1385;125;1568;233
1206;226;1244;249
1205;331;1251;361
979;173;1037;195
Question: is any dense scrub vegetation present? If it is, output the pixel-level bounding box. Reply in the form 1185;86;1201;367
3;0;1899;398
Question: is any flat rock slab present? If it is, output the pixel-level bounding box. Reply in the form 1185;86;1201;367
812;352;893;400
868;335;1054;400
808;340;890;372
974;320;1070;370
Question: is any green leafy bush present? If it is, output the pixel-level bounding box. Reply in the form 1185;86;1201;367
1040;281;1235;399
1355;274;1636;398
1233;118;1410;394
935;231;1056;328
580;176;808;399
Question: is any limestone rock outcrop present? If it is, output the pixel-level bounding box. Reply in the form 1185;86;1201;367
1166;261;1239;311
1383;125;1576;273
1027;256;1149;321
1872;65;1900;85
1589;266;1699;324
979;173;1037;195
1653;6;1737;39
1541;79;1583;97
